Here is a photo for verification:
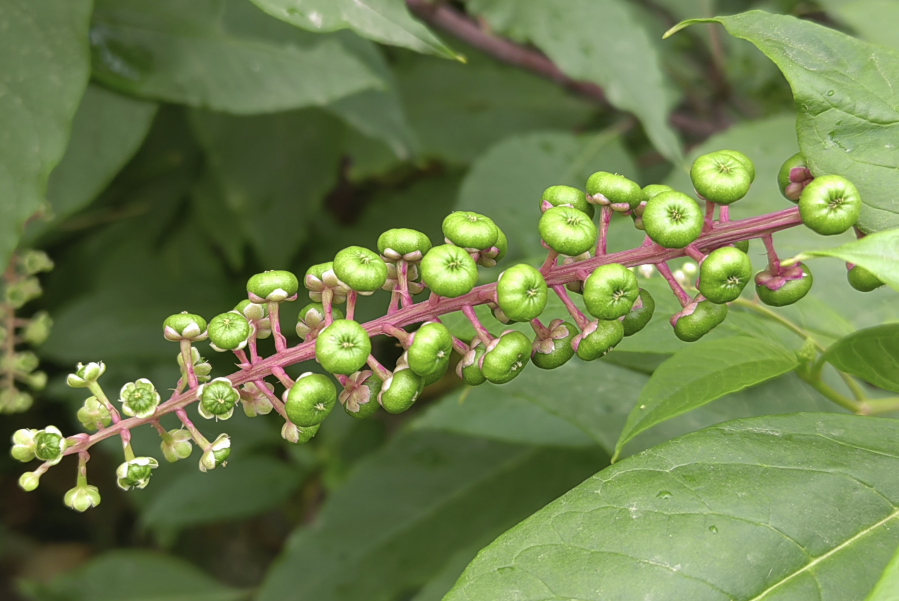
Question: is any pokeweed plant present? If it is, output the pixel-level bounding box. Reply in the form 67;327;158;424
4;1;899;601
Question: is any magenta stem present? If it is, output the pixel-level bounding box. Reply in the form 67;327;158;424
267;301;287;352
551;285;589;330
233;348;250;368
322;288;334;326
346;291;357;321
719;205;729;223
597;206;612;256
684;245;706;263
176;408;208;447
59;207;805;457
656;262;692;308
462;304;494;347
398;260;413;308
382;323;411;347
248;337;260;364
253;379;288;420
271;366;294;389
539;250;559;274
530;318;550;338
366;355;393;381
704;200;716;233
450;335;470;356
428;291;440;308
763;234;781;274
387;290;401;315
179;339;198;389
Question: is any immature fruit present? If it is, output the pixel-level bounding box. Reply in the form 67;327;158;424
456;343;487;386
698;247;752;304
420;245;479;298
847;265;884;292
734;240;750;254
334;246;388;293
756;264;814;307
285;373;337;427
539;207;597;256
585;172;643;211
378;368;424;414
583;263;639;320
718;150;756;183
574;319;624;361
197;378;239;421
690;151;752;204
315;320;372;375
282;422;320;444
407;322;453;377
422;352;451;386
673;300;728;342
163;312;207;342
799;175;861;235
541;185;594;218
642;191;703;249
532;320;577;370
247;270;299;302
443;211;498;250
642;184;673;200
778;152;813;202
622;288;655;336
296;303;344;340
377;228;432;262
496;264;547;322
207;311;251;352
481;331;531;384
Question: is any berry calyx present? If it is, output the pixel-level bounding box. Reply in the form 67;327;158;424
642;191;703;249
583;263;639;320
698;247;752;304
496;264;548;322
778;152;813;202
296;303;344;340
339;371;382;419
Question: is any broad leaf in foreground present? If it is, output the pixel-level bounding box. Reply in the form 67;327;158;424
791;228;899;293
446;413;899;601
613;336;800;459
249;0;459;59
0;0;92;269
824;324;899;394
667;11;899;233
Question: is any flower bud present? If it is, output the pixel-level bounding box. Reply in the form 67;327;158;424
161;429;193;463
33;426;67;465
119;379;160;419
66;361;106;388
77;397;112;431
11;429;37;462
64;484;101;512
19;471;41;491
19;250;54;275
24;371;47;391
22;311;52;346
116;457;159;490
9;351;39;375
1;389;33;412
4;277;42;308
199;434;230;472
239;382;274;417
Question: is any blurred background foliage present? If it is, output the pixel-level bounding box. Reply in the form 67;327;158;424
1;0;897;600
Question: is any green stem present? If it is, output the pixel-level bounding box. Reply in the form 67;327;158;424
122;442;136;462
796;369;865;413
864;398;899;415
731;298;823;351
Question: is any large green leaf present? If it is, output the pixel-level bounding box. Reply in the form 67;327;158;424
0;0;92;269
90;0;382;114
23;550;248;601
446;413;899;601
468;0;682;163
824;324;899;394
614;336;800;459
189;109;345;267
257;431;605;601
791;228;899;293
668;11;899;233
866;542;899;601
248;0;458;59
457;130;638;259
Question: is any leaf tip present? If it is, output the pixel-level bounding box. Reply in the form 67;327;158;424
663;18;717;39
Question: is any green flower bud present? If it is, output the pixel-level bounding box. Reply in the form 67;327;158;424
77;397;112;432
161;429;193;463
496;264;547;322
239;381;275;417
642;191;704;249
622;289;655;337
296;303;344;340
378;367;424;414
235;299;268;322
338;371;382;419
208;311;251;352
798;175;861;236
163;312;208;342
116;456;159;490
64;484;101;512
442;211;498;251
33;426;67;465
22;311;52;346
247;270;299;303
19;471;41;491
5;277;42;309
199;434;230;472
177;347;212;383
586;172;643;212
66;361;106;388
19;250;54;275
541;185;595;218
24;371;47;391
10;351;39;375
119;378;160;419
334;246;389;294
538;207;597;257
197;377;239;421
532;320;577;370
11;428;37;462
282;421;320;444
407;322;453;378
286;373;337;427
690;151;753;204
573;319;624;361
1;389;33;413
378;228;433;263
583;263;639;320
481;331;531;384
420;245;479;298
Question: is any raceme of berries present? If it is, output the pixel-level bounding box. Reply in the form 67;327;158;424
10;147;876;511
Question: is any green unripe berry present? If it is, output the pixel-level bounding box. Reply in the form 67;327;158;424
756;264;814;307
296;303;344;340
407;322;453;377
622;288;655;337
496;264;547;322
315;320;372;375
378;368;424;414
798;175;861;236
420;245;479;298
586;172;643;211
442;211;498;250
478;227;508;268
481;331;531;384
673;300;728;342
334;246;389;293
539;207;597;257
532;320;577;370
734;240;750;254
847;265;884;292
642;191;704;249
116;457;159;490
583;263;639;320
377;228;432;262
690;151;752;204
541;185;594;218
698;247;752;304
456;344;487;386
33;427;66;464
285;373;337;427
207;311;251;352
197;377;239;421
422;352;451;386
574;319;624;361
163;312;207;342
642;185;673;200
247;270;299;302
119;378;161;419
778;152;813;202
718;150;756;183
